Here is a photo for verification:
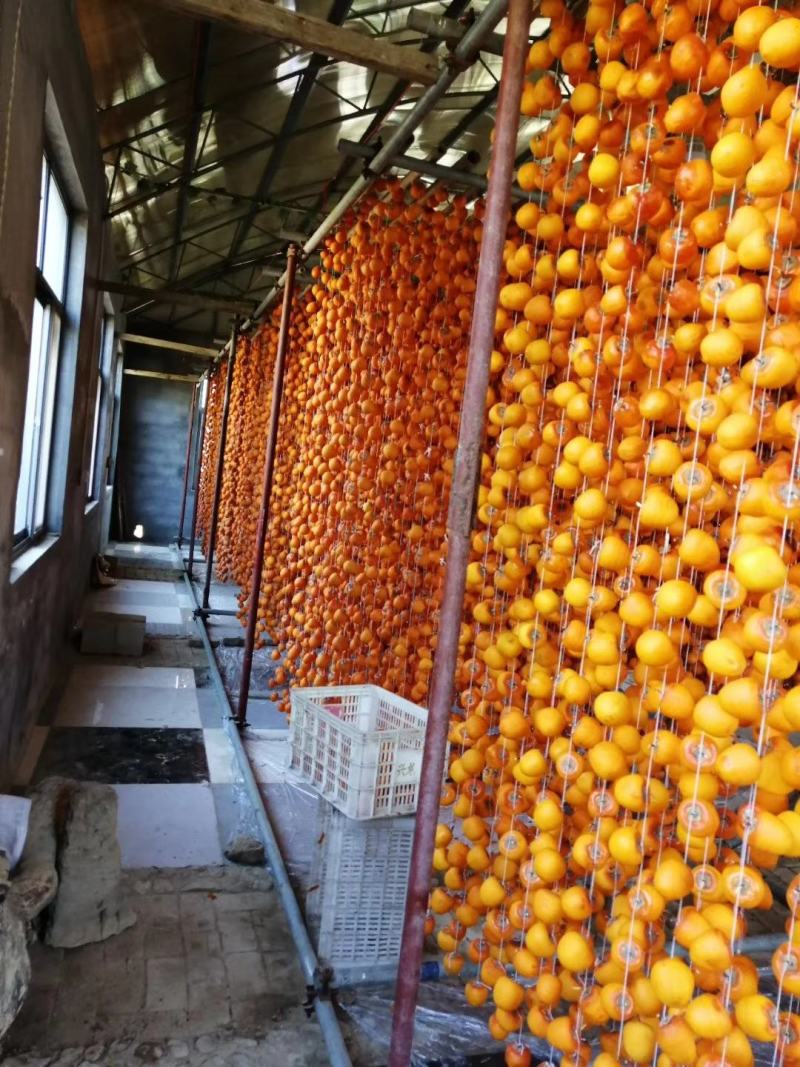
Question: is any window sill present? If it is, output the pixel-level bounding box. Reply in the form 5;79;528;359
10;534;59;585
84;499;99;517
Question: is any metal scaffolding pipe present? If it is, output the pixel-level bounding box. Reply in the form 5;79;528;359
180;571;352;1067
387;1;530;1062
201;321;238;609
369;0;507;175
237;246;299;726
176;382;199;547
337;138;531;199
187;372;209;580
406;10;506;55
244;0;508;327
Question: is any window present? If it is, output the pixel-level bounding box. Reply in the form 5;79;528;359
87;313;114;501
14;155;71;549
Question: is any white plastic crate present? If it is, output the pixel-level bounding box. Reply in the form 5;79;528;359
306;807;414;983
288;684;428;819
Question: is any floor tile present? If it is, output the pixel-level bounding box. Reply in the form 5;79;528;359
203;729;235;785
34;727;209;784
68;664;196;689
92;578;174;594
55;684;201;729
14;725;49;786
114;784;223;867
92;590;181;608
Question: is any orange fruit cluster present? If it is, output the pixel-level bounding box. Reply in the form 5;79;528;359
195;356;226;546
198;182;482;708
434;0;800;1064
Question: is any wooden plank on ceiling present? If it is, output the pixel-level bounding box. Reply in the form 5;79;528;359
145;0;441;84
121;333;219;357
124;369;203;383
98;280;253;315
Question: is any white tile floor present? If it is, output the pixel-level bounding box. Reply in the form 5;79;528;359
22;659;235;868
68;665;196;689
54;684;201;729
112;783;223;867
85;578;188;630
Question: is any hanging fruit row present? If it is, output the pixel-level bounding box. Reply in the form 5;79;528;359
435;0;800;1063
198;182;482;711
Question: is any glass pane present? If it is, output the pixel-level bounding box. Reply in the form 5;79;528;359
35;159;47;270
14;299;46;537
42;171;69;302
33;310;61;532
88;375;102;499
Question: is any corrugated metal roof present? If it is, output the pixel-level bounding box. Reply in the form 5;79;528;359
77;0;553;338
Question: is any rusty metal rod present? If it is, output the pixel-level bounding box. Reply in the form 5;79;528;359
187;373;209;580
386;2;530;1062
201;320;238;609
176;382;199;547
236;245;299;727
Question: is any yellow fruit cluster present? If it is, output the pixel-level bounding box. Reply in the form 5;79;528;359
434;0;800;1064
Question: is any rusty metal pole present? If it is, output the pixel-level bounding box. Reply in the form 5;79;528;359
236;245;299;727
387;2;530;1062
187;373;209;581
176;383;199;547
202;319;239;610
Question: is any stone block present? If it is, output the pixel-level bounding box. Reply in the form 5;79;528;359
45;781;136;949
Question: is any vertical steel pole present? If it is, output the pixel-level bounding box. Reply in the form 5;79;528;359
202;319;239;610
187;372;209;580
236;245;299;727
387;2;529;1062
176;383;199;547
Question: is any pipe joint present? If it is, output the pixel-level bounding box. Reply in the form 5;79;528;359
443;49;473;73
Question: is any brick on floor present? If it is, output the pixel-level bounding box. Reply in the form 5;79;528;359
216;911;259;954
179;891;218;929
187;981;233;1030
224;951;266;1000
145;957;188;1012
95;956;146;1014
143;923;185;960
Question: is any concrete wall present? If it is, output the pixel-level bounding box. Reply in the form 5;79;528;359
0;0;115;786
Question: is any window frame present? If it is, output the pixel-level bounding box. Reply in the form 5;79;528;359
13;154;73;557
86;311;115;502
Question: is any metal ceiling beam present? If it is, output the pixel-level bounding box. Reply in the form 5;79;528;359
254;0;508;324
145;0;440;84
97;41;278;137
101;66;301;154
97;280;254;314
428;82;498;161
106;98;397;218
302;0;470;227
338;138;530;198
169;23;212;281
225;0;354;265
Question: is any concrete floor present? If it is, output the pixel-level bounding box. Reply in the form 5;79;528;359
2;546;374;1067
3;867;327;1066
